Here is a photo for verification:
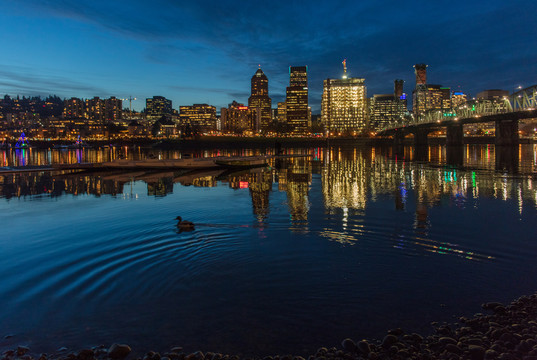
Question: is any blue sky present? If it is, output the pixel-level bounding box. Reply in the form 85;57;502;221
1;0;536;113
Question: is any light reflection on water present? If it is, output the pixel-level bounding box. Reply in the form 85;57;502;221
0;144;537;356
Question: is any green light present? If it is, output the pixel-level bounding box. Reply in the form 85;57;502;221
472;105;476;111
472;172;476;187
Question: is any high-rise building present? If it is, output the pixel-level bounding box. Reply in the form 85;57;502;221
248;67;272;131
179;104;217;132
277;102;287;123
63;98;85;118
146;96;172;121
412;64;451;118
414;64;427;85
286;66;308;133
321;64;368;135
369;93;406;131
394;79;404;98
451;92;468;107
104;96;122;122
85;97;105;121
220;101;256;133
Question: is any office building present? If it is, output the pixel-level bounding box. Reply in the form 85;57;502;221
370;93;406;131
248;67;272;131
277;102;287;123
286;66;308;133
412;64;451;117
146;96;172;121
451;92;468;107
321;64;368;135
476;89;510;100
179;104;217;132
220;101;256;133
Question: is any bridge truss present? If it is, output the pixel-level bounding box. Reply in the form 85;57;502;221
382;84;537;131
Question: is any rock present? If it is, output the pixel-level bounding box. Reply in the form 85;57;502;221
468;345;485;360
445;344;462;354
388;328;404;336
17;346;30;356
108;344;132;359
341;339;357;353
357;341;370;355
77;349;95;360
171;348;183;354
4;334;14;339
439;337;457;345
381;334;398;348
483;302;504;311
484;349;498;360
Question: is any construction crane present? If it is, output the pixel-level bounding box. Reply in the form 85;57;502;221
121;96;137;119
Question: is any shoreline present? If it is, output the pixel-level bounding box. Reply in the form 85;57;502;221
6;136;537;151
3;293;537;360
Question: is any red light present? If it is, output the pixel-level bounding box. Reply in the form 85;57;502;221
239;181;249;189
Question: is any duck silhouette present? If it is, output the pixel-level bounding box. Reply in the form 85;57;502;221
175;216;195;231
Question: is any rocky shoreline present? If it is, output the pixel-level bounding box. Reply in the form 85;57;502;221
3;293;537;360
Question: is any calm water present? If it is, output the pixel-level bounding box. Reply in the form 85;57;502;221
1;144;537;356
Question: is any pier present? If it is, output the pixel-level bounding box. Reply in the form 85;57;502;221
0;155;274;174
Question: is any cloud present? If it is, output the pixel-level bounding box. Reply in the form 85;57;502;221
0;65;107;98
4;0;537;111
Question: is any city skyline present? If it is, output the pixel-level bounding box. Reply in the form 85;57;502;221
1;1;536;113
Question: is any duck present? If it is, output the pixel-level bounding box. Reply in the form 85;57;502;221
175;216;195;230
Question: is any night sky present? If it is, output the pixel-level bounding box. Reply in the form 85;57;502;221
1;0;536;113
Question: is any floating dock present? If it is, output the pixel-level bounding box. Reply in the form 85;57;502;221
0;155;272;173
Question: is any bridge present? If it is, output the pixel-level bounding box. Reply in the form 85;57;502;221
378;85;537;146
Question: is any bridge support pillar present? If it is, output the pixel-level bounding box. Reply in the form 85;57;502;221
393;131;405;147
495;146;519;173
413;129;430;147
495;119;519;146
446;124;464;146
446;146;464;166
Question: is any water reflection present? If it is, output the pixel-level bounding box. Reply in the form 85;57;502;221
2;144;537;355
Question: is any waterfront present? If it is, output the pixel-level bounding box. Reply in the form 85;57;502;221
1;144;537;357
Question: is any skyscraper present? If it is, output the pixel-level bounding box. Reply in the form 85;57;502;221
286;66;308;133
248;67;272;131
321;63;368;135
412;64;451;118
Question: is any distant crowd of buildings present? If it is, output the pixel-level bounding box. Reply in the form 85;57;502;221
0;63;513;140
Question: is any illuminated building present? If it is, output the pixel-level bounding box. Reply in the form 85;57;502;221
63;97;85;118
321;62;368;135
179;104;217;132
104;97;122;122
451;92;468;107
248;67;272;131
277;102;287;123
369;80;407;131
394;79;404;98
476;89;510;100
220;101;256;133
412;64;451;117
286;66;308;133
85;97;105;121
146;96;172;121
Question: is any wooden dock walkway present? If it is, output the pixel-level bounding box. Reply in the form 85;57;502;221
0;155;273;174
